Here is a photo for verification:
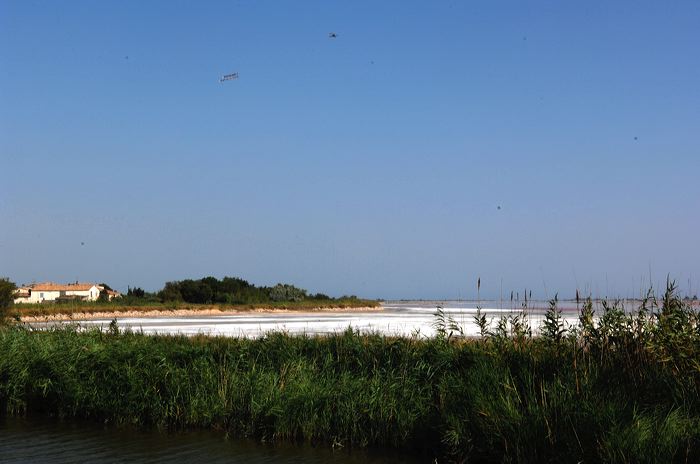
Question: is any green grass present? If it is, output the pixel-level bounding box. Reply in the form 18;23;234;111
1;283;699;462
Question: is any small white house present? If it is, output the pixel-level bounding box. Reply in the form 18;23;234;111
13;282;119;304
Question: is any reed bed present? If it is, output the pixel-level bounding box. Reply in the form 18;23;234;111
1;283;699;462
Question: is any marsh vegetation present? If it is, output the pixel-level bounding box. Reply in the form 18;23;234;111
1;282;699;462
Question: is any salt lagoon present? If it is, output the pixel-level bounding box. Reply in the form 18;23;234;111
35;300;608;338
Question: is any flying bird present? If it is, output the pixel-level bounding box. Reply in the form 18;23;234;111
220;73;239;83
328;32;337;38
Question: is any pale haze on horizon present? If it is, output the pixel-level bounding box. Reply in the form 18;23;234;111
1;1;698;300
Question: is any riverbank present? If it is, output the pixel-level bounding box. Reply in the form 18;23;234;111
19;306;382;323
2;288;700;462
1;414;416;464
11;299;381;322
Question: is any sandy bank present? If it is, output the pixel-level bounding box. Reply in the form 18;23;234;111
20;306;384;323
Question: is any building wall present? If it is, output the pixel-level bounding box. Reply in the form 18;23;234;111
18;290;61;304
65;287;100;301
13;286;102;303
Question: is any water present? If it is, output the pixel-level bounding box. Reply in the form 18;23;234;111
0;415;420;463
33;300;605;338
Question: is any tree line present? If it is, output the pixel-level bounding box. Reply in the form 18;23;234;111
0;276;356;311
128;276;348;305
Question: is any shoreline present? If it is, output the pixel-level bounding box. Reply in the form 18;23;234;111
19;305;384;323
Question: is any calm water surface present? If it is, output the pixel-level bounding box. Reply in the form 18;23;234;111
0;415;421;463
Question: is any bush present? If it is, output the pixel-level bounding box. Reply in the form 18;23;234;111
0;277;17;322
127;287;146;298
268;283;307;302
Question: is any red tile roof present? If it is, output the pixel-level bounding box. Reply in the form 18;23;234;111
29;282;98;292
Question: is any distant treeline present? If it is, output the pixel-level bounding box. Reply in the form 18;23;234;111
126;277;353;305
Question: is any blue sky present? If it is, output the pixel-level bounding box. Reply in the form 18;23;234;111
1;0;698;299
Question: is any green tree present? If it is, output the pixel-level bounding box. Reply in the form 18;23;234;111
269;283;307;302
127;287;146;298
179;279;213;304
97;283;114;302
159;282;183;302
0;277;17;321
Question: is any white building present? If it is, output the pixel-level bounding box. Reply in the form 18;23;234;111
13;282;120;304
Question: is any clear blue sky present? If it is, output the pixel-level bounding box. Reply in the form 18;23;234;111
1;1;698;299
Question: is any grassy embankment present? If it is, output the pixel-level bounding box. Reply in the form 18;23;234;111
10;298;381;319
1;283;699;462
